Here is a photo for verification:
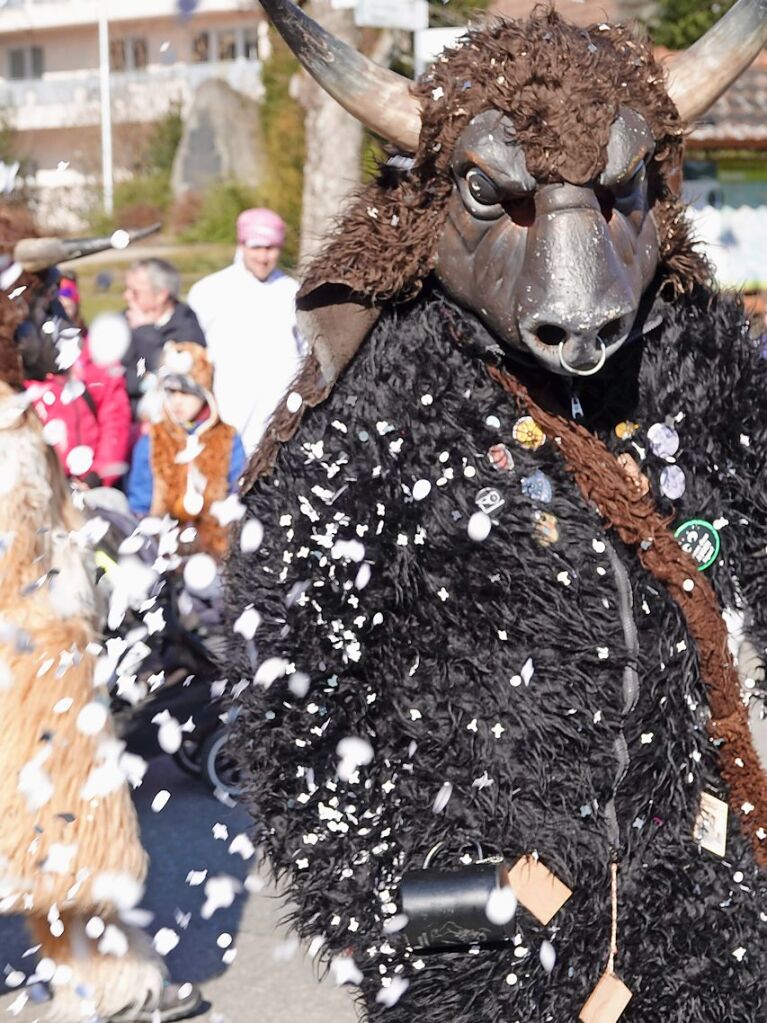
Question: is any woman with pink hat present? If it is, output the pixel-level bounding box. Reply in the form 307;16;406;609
188;207;303;455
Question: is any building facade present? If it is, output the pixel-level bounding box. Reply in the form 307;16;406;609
0;0;267;225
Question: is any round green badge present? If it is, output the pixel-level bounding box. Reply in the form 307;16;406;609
674;519;720;571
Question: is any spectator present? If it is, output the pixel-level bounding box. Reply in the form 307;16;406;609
127;341;245;558
188;208;303;454
122;257;205;416
25;277;132;488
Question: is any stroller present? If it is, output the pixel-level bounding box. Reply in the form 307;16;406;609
85;501;242;799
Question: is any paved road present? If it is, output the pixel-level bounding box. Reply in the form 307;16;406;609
0;756;357;1023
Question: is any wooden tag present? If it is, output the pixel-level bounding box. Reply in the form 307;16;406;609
579;971;633;1023
504;855;572;925
693;792;728;857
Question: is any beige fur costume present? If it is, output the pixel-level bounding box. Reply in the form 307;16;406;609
0;383;166;1019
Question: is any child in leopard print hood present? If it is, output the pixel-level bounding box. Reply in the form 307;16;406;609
127;340;245;557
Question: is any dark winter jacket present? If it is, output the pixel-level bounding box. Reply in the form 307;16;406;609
122;302;206;415
228;287;767;1023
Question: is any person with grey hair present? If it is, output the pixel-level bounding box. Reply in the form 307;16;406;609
122;257;206;417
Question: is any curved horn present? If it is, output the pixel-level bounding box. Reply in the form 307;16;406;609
259;0;422;152
13;222;162;273
667;0;767;121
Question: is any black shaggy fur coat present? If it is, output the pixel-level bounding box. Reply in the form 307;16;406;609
227;284;767;1023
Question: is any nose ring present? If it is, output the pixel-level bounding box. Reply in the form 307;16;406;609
558;340;607;377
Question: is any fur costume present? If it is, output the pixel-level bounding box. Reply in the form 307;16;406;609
0;214;194;1022
148;341;238;559
229;285;767;1023
226;6;767;1023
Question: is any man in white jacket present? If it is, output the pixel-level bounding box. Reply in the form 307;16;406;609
188;208;303;454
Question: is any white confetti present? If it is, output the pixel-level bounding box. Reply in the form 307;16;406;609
286;391;303;413
255;656;290;689
331;539;366;562
240;519;264;553
485;885;517;925
732;946;746;962
151;790;171;812
91;872;143;912
66;445;94;476
42;418;67;447
432;781;453;813
183;553;217;593
99;924;129;957
110;229;131;251
42;843;77;874
89;312;130;364
201;876;241;919
229;833;256;860
468;511;492;542
76;701;108;736
640;732;654;744
336;736;374;781
376;976;410;1007
153;928;180;955
157;716;182;755
382;914;409;934
355;564;372;590
233;606;261;640
18;747;54;811
412;479;432;501
331;956;363;986
539;939;556;973
210;494;246;526
288;671;311;698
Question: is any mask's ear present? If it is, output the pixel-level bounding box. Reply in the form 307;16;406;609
296;281;381;389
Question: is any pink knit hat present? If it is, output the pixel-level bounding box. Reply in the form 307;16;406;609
236;208;286;248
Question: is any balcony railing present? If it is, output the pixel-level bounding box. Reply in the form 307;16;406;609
0;57;262;130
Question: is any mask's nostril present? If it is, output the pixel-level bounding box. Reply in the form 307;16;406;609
536;324;568;346
597;318;625;345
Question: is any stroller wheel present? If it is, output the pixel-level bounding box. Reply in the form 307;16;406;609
173;736;204;776
200;728;243;798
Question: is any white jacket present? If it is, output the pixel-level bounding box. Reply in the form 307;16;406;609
188;260;303;454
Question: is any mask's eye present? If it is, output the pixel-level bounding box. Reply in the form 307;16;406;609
613;160;646;200
466;167;501;206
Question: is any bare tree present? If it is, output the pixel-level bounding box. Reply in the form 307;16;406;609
294;0;364;267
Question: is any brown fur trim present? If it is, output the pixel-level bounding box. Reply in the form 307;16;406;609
149;419;236;558
300;9;708;306
160;340;214;392
489;364;767;868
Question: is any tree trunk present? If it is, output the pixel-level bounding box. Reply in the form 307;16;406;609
296;0;364;268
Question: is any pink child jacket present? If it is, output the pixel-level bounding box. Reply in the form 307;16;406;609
25;341;131;486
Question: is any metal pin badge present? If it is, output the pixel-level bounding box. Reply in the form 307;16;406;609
659;464;686;500
512;416;546;451
647;422;679;459
674;519;720;570
476;487;505;517
487;444;514;473
521;469;553;503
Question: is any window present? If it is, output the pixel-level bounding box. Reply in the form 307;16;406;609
7;45;44;80
218;29;237;61
8;48;25;80
110;38;126;71
131;37;148;70
243;28;259;60
110;36;148;72
192;31;210;63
